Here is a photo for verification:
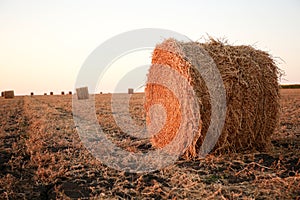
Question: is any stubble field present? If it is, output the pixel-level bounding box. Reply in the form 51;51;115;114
0;89;299;199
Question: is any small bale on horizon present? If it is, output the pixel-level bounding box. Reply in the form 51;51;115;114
61;91;65;95
4;90;14;99
1;92;4;97
44;93;47;95
128;88;134;94
68;91;72;95
30;92;34;96
76;87;89;100
50;92;53;95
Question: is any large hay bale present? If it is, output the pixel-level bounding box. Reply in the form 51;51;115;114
76;87;89;100
4;90;14;99
145;38;280;159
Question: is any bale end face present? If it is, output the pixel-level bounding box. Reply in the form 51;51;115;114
145;84;181;148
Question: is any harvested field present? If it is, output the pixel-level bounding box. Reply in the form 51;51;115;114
0;89;299;199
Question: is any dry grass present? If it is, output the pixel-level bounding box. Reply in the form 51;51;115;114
0;90;299;199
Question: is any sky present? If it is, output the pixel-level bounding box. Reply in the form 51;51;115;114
0;0;299;95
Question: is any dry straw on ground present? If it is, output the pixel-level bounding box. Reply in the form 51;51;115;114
145;38;280;159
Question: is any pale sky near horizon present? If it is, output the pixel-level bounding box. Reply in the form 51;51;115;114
0;0;299;95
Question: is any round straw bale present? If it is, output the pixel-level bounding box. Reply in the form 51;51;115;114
128;88;134;94
76;87;89;100
145;38;280;159
4;90;14;99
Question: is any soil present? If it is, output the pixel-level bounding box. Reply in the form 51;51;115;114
0;89;299;199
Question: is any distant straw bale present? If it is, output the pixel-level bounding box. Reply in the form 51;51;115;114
145;38;280;159
76;87;89;100
128;88;134;94
4;90;14;99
